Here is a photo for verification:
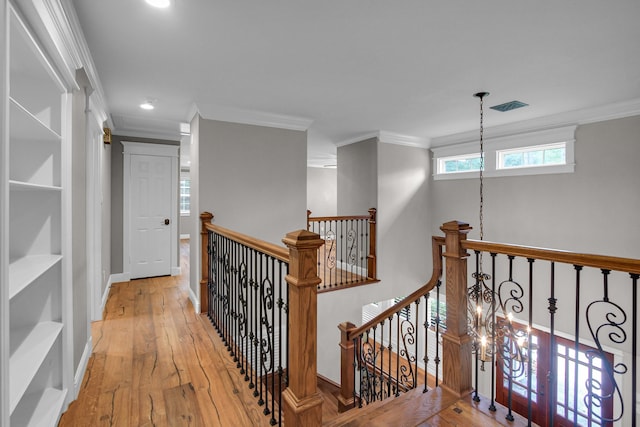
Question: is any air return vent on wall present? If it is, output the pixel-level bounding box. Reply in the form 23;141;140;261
490;100;528;112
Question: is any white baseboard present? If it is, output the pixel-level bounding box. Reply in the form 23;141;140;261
110;272;130;283
171;266;181;276
74;337;93;399
189;287;200;313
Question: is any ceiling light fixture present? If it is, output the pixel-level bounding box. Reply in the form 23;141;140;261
145;0;171;8
140;101;155;110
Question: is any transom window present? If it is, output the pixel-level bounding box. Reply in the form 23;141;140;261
497;142;566;170
432;125;576;180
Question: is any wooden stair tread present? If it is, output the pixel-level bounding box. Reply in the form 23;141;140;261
322;387;536;427
323;387;458;427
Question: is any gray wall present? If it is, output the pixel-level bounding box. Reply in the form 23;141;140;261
197;119;307;244
71;83;87;371
110;134;180;274
432;116;640;414
337;138;377;215
318;141;432;382
307;166;337;216
431;115;640;259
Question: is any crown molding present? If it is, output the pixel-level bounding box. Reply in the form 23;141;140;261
336;130;429;149
377;131;429;148
432;97;640;147
335;132;379;147
28;0;110;124
195;103;313;131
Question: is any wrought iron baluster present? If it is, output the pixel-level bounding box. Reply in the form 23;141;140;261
380;320;385;400
257;256;264;402
276;260;285;426
414;299;420;391
547;262;556;427
631;273;638;427
423;293;429;393
395;313;401;397
435;279;441;387
573;265;582;427
489;253;497;412
473;250;481;403
357;334;363;408
526;258;534;427
387;316;393;397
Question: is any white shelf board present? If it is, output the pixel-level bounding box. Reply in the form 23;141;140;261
9;97;61;141
9;180;62;192
9;321;63;414
10;388;67;427
9;254;62;299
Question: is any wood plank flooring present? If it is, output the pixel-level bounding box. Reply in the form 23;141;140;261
59;241;275;427
60;239;535;427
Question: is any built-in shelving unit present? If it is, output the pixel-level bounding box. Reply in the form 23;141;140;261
2;2;71;425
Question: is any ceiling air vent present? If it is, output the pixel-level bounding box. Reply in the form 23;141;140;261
490;100;528;112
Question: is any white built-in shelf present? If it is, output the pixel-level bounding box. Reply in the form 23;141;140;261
11;388;67;427
9;180;62;192
9;321;63;414
9;98;61;141
9;254;62;300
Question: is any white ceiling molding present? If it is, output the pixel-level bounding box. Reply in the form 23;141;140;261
112;114;182;141
196;103;313;131
377;131;430;148
336;131;429;149
29;0;111;126
432;97;640;148
335;132;380;147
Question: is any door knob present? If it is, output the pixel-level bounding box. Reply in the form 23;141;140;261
164;218;170;225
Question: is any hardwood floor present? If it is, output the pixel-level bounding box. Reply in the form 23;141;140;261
59;240;274;427
60;239;534;426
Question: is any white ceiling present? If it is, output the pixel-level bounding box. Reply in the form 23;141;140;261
71;0;640;166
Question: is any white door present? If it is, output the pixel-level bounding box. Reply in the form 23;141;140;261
123;142;178;280
130;154;172;278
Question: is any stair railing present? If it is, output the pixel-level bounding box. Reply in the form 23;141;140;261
200;212;324;427
337;235;445;411
307;208;378;292
462;229;640;426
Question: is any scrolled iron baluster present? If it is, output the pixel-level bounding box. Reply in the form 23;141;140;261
398;319;416;391
584;296;627;424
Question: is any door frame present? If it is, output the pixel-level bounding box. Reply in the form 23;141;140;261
122;141;179;279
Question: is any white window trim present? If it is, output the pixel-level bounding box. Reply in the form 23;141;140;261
431;125;576;180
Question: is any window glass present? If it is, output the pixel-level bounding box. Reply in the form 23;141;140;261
498;142;566;170
180;178;190;214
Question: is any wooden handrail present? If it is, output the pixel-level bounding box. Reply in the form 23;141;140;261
203;222;289;263
346;236;444;341
307;214;371;222
462;239;640;274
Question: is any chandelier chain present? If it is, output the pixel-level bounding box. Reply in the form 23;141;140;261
479;95;485;243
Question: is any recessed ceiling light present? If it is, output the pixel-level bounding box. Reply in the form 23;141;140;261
140;101;155;110
145;0;170;8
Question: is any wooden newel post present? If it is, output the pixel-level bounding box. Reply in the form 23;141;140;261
337;321;356;412
440;220;473;398
367;208;377;280
282;229;325;427
200;212;214;314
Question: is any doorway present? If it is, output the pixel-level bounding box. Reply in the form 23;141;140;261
122;141;179;279
495;321;614;426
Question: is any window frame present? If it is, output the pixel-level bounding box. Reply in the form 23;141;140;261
432;125;576;180
179;175;190;216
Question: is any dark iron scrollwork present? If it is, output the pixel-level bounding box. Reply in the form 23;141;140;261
325;229;336;270
399;319;416;390
585;298;627;423
347;228;358;266
261;277;275;373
